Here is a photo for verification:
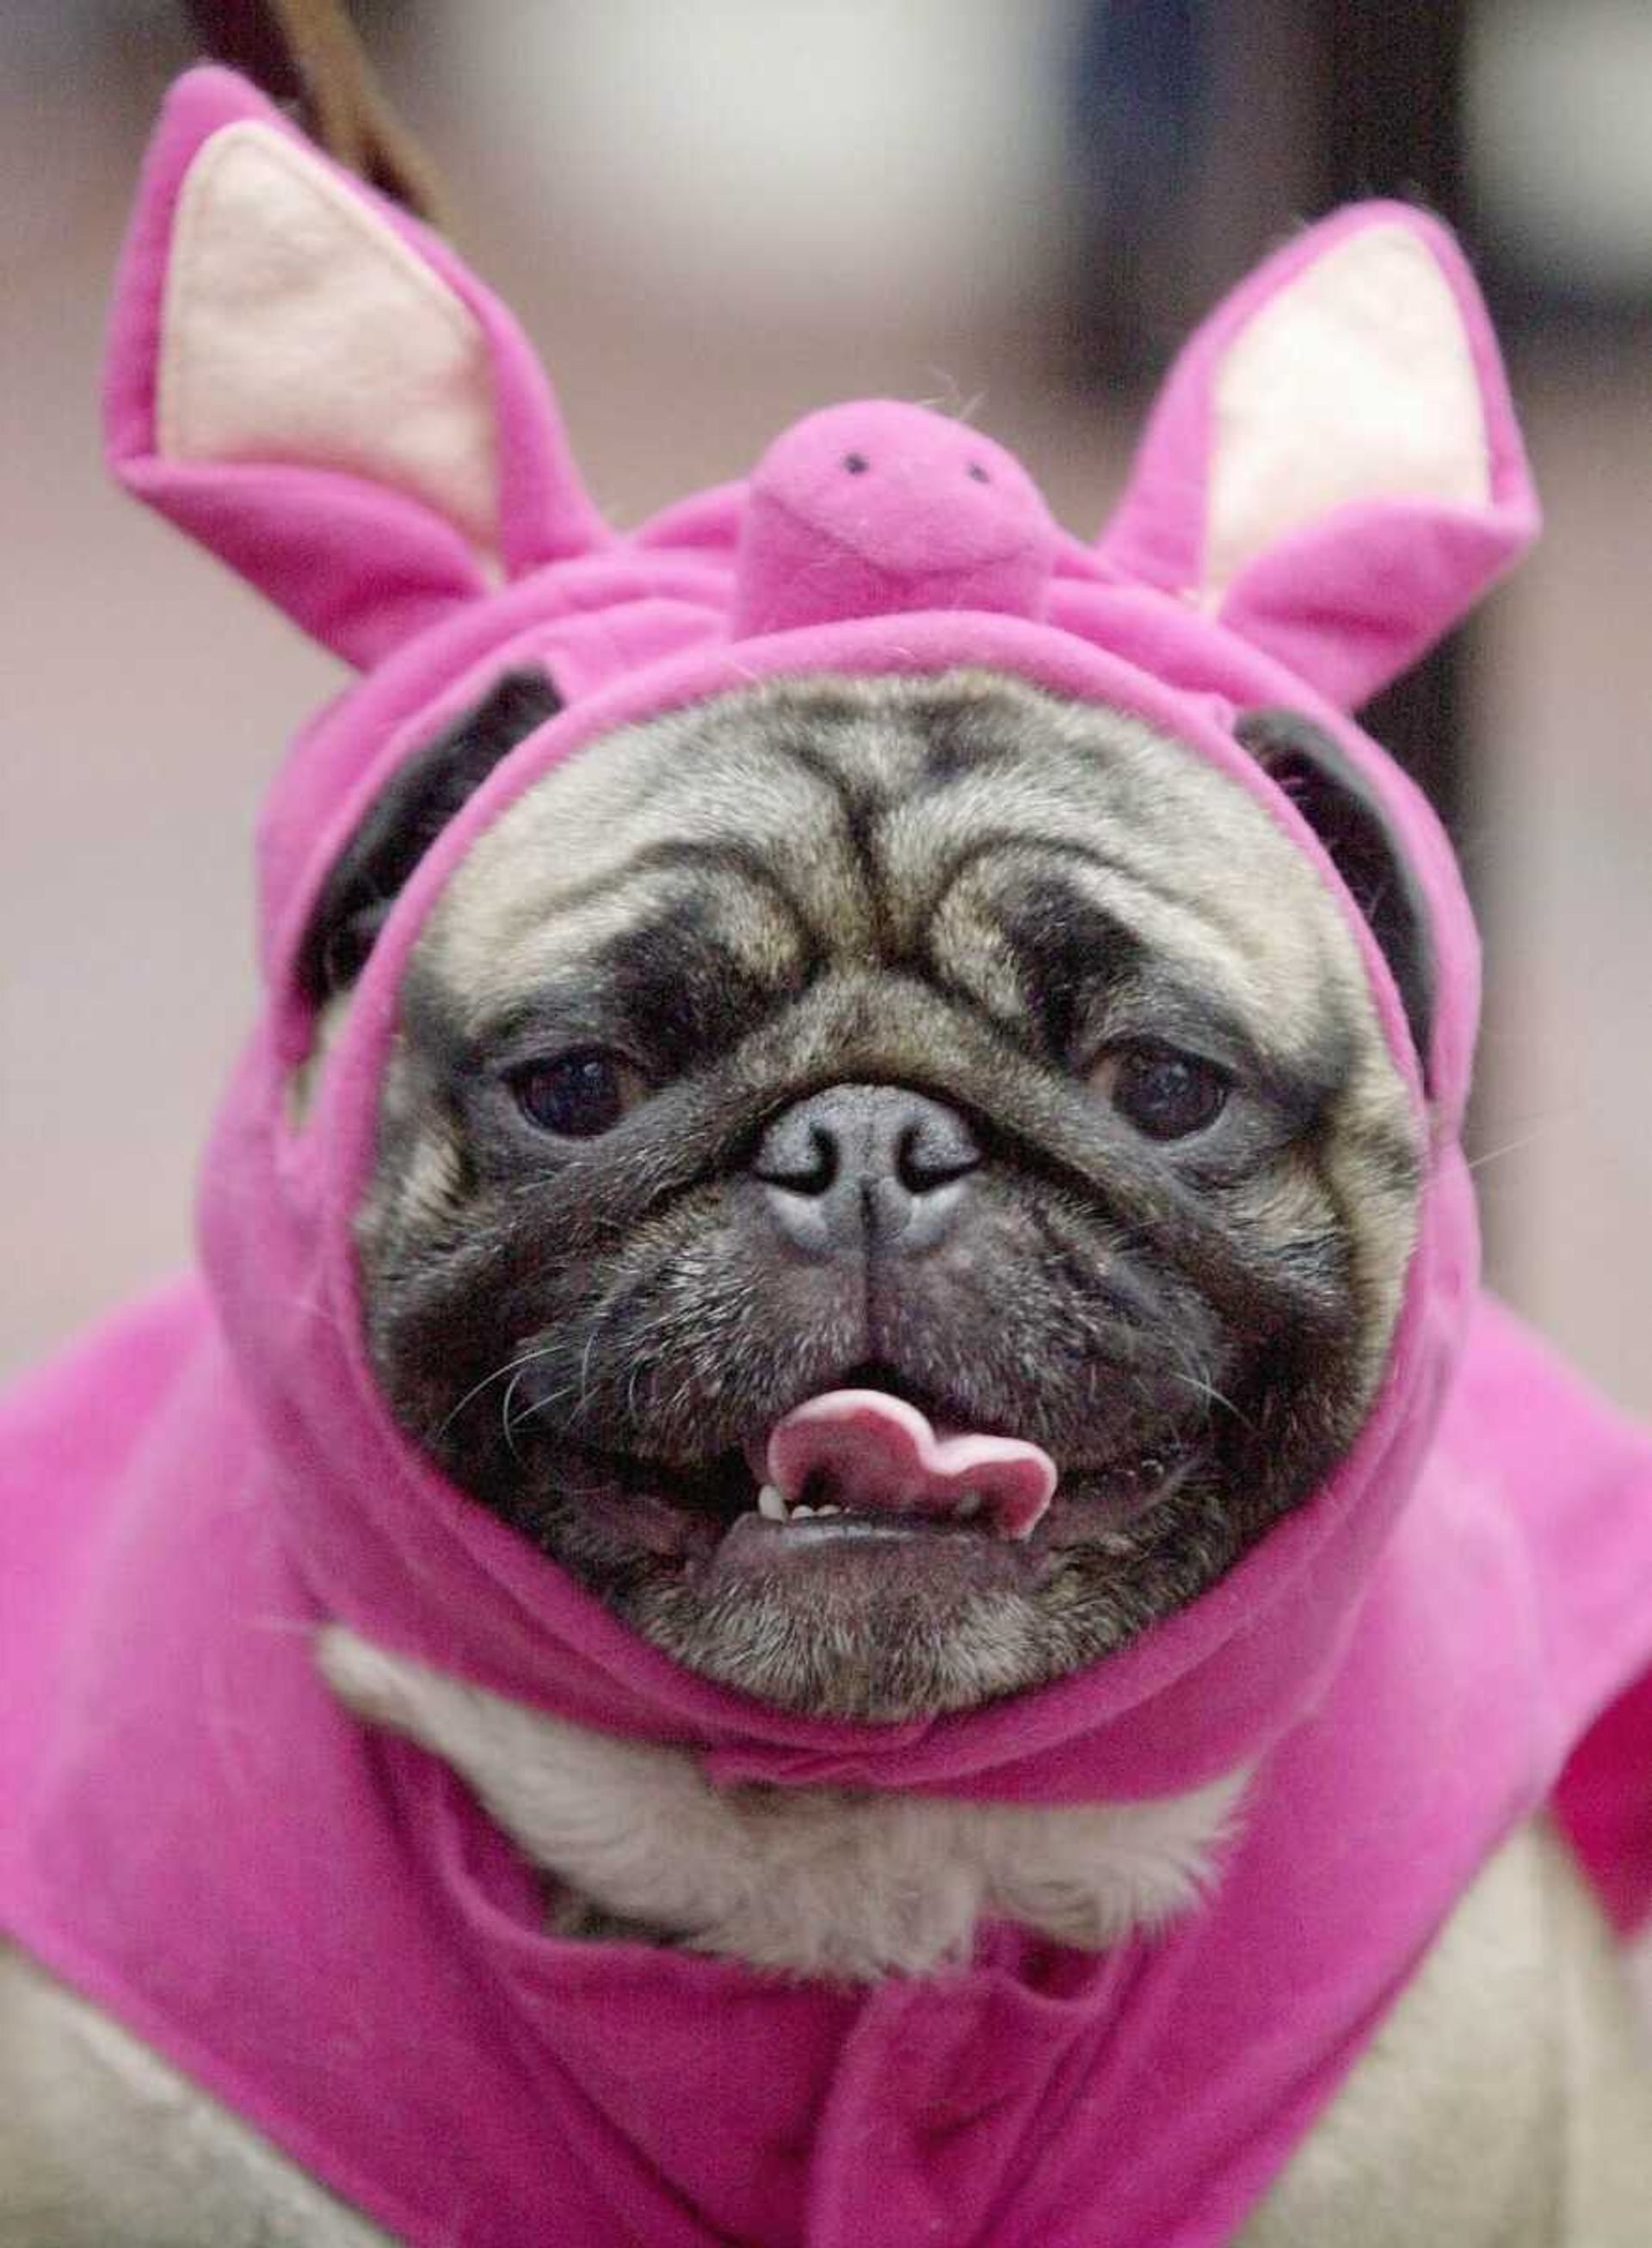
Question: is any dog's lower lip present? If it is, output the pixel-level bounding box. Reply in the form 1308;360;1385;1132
725;1511;983;1552
707;1504;1039;1590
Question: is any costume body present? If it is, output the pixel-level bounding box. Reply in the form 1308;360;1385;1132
3;68;1651;2248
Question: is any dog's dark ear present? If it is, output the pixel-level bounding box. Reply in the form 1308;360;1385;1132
297;668;562;1005
1236;707;1435;1081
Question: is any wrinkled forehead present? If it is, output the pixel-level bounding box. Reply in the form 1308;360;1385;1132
417;670;1371;1061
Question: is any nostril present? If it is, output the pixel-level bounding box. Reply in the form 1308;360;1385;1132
841;452;870;475
965;461;990;485
756;1122;839;1197
895;1120;980;1196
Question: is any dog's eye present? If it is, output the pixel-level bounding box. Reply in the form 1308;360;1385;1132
1094;1046;1230;1141
508;1050;648;1137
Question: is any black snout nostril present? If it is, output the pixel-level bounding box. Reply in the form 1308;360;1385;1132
759;1123;839;1197
753;1084;981;1257
895;1119;976;1195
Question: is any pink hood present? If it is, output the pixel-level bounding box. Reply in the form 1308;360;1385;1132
4;67;1652;2246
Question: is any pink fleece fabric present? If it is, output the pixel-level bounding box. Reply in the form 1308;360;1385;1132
4;68;1651;2247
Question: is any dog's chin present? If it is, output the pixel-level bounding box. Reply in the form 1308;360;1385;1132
496;1421;1208;1723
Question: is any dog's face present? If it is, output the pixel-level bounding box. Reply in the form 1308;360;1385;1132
312;670;1427;1721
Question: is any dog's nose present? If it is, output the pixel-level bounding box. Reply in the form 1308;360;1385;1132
753;1084;981;1257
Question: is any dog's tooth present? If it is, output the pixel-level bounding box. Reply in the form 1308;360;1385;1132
757;1484;791;1522
956;1491;983;1519
792;1503;816;1519
816;1504;842;1517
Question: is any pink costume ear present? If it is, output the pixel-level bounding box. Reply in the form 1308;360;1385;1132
105;68;609;668
1097;204;1539;708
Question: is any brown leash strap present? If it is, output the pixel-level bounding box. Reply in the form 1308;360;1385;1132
181;0;448;229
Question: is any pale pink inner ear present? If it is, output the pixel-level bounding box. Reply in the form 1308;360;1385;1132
1202;223;1492;607
157;120;501;563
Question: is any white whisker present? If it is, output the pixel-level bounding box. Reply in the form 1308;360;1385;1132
435;1343;559;1441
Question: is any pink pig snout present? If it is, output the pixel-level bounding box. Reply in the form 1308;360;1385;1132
733;400;1058;637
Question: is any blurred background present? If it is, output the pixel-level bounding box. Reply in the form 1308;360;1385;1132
3;0;1649;1411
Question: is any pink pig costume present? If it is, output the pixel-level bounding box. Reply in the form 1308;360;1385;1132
4;67;1652;2248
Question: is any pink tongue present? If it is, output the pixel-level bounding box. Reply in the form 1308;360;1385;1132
762;1391;1057;1541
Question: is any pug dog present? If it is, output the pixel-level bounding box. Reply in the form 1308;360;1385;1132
324;662;1417;1971
9;664;1649;2248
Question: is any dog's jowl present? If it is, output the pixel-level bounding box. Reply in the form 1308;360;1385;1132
4;63;1652;2248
